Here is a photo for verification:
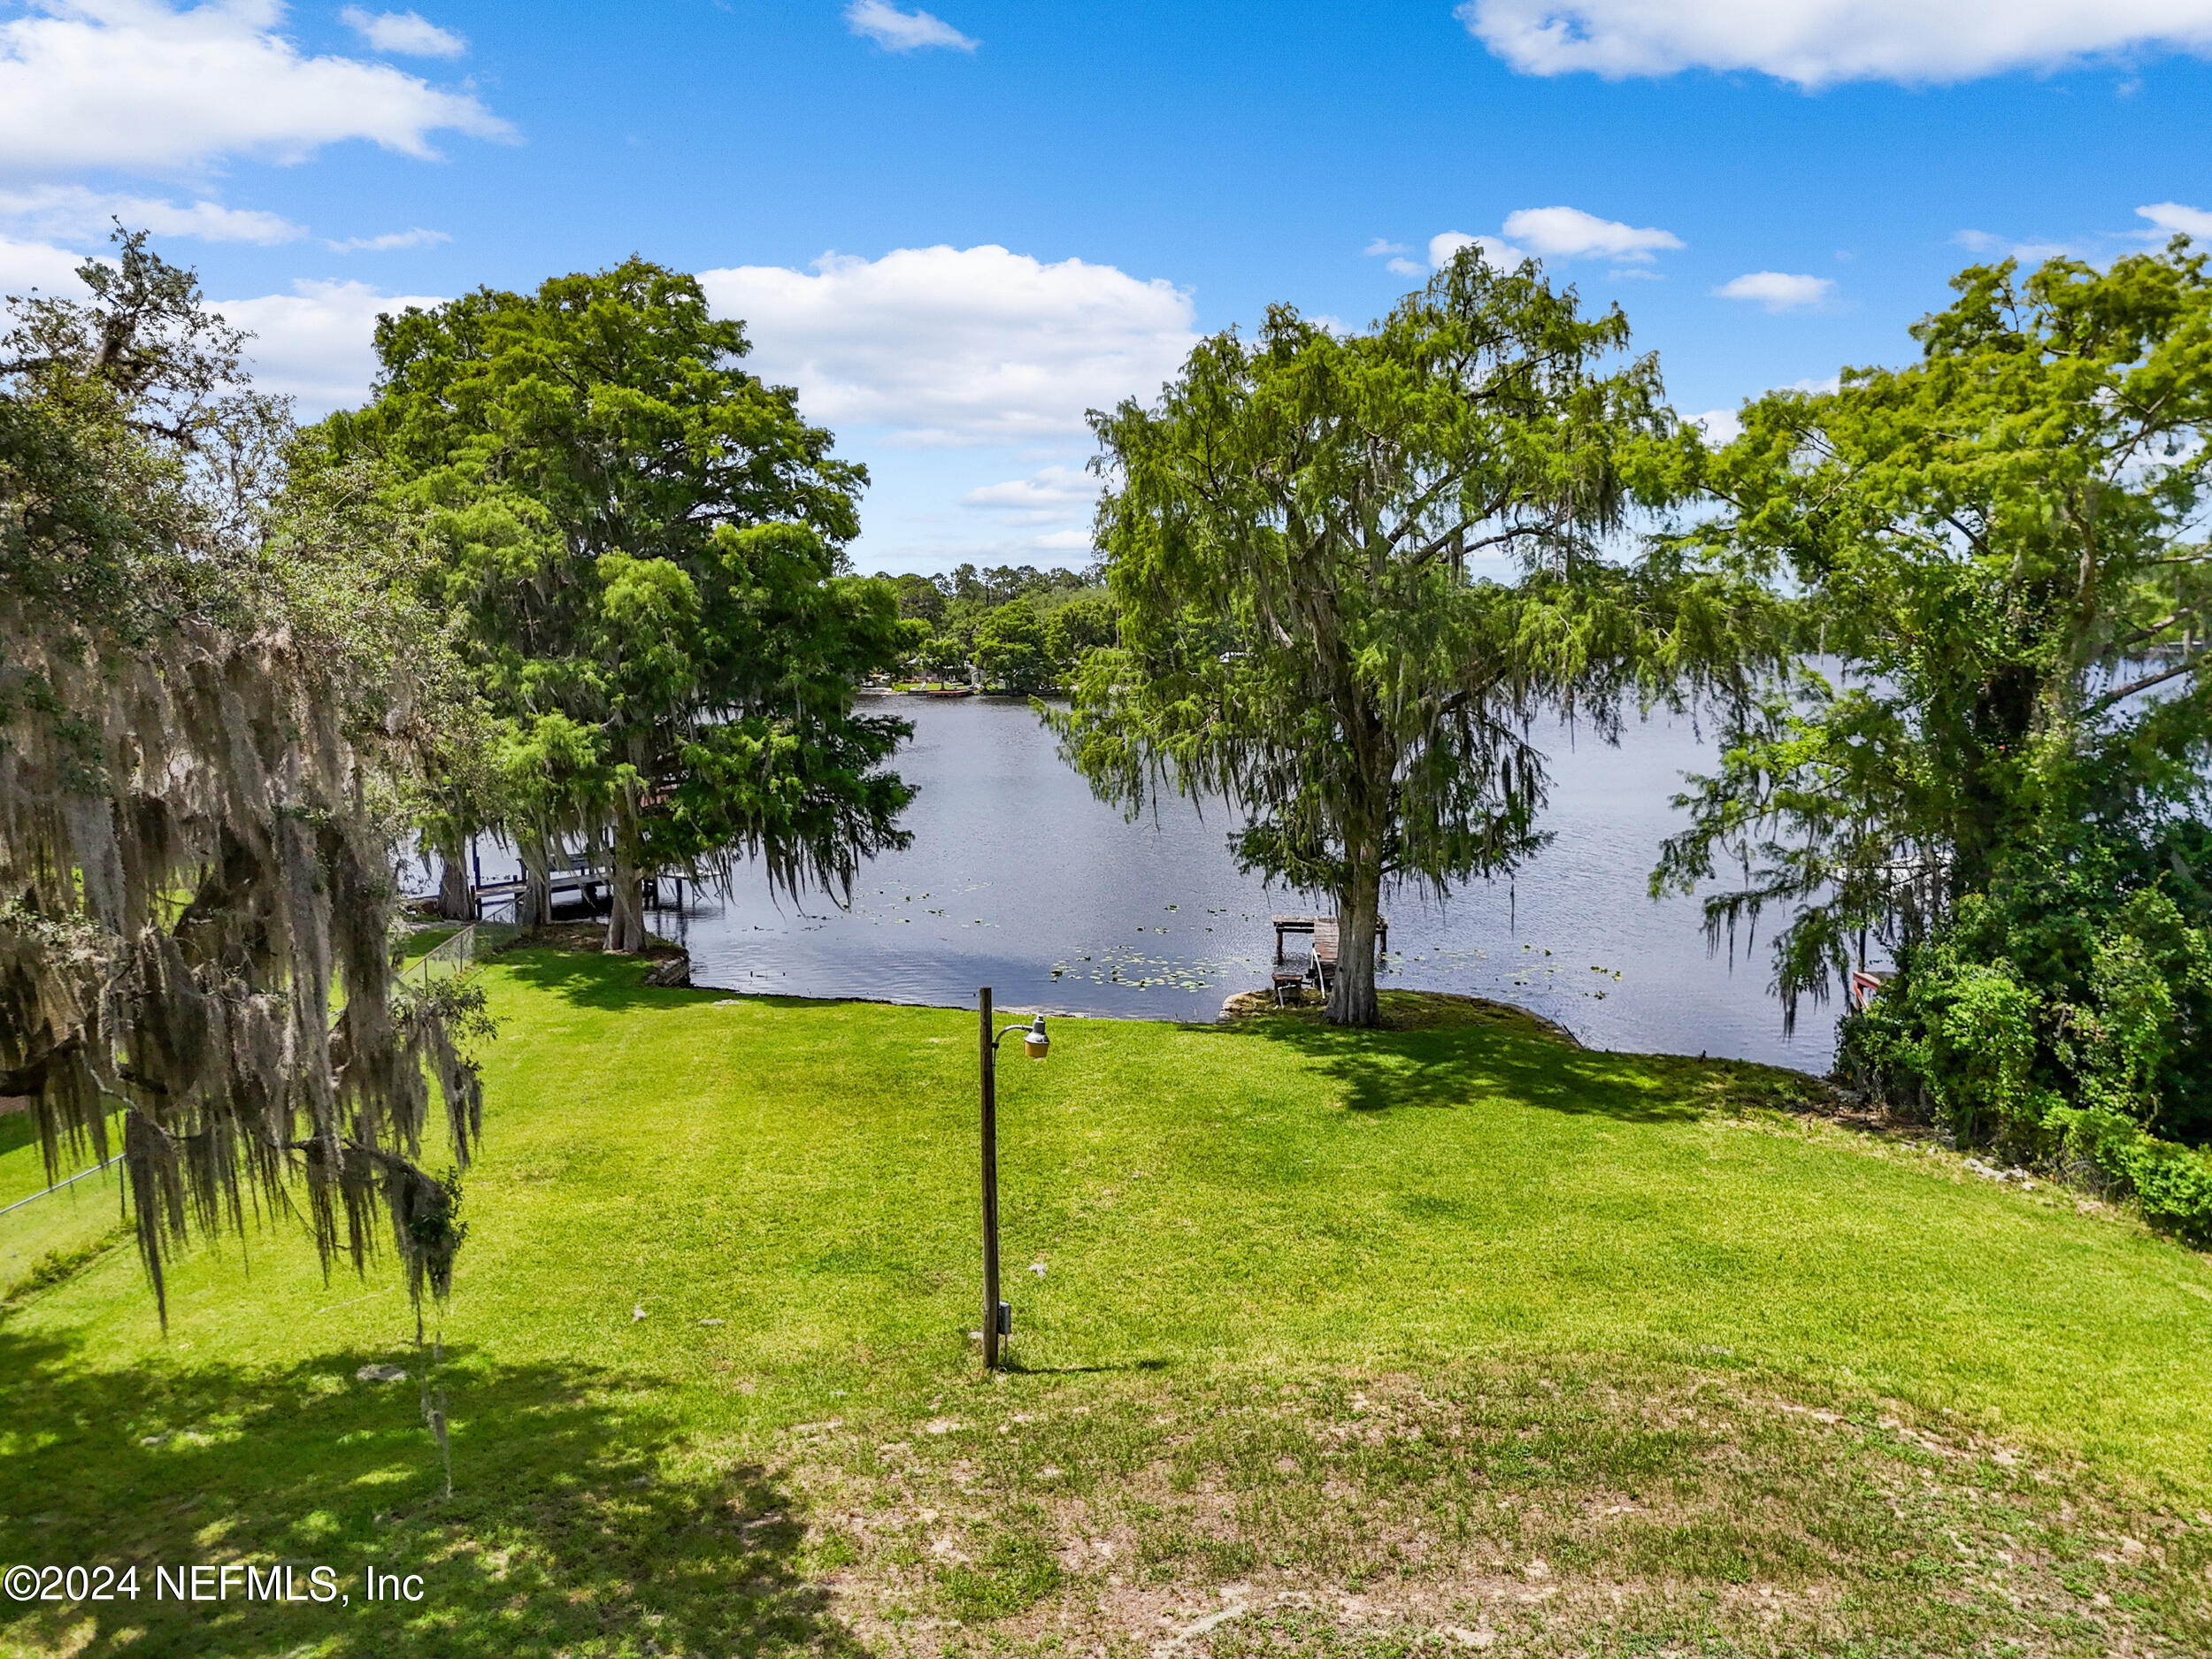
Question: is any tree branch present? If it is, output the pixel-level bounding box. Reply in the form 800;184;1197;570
2092;652;2204;713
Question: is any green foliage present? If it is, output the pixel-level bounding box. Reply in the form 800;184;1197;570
943;560;1089;607
1661;243;2212;1038
874;572;1118;690
1844;928;2049;1147
0;230;488;1322
1840;840;2212;1236
2115;1133;2212;1245
973;599;1055;692
2039;1105;2212;1247
1042;590;1118;672
1060;249;1751;1024
916;627;969;683
890;614;933;669
882;570;947;624
396;1168;470;1307
333;257;914;949
5;1226;123;1302
1848;865;2212;1122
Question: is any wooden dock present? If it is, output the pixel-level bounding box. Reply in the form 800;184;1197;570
470;865;683;918
1268;913;1388;1000
1271;913;1388;963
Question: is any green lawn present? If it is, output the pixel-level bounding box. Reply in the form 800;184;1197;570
2;947;2207;1657
0;1106;123;1306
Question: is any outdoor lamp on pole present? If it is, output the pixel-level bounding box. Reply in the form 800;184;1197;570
977;987;1048;1371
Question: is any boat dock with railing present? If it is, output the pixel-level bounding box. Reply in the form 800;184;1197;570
1268;913;1389;1002
466;862;684;921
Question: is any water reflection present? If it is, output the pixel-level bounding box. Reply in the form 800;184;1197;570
465;696;1837;1072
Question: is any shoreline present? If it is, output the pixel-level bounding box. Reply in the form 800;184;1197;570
472;924;1835;1085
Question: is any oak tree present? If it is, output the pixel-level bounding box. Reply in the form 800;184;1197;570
1;234;484;1320
338;259;914;951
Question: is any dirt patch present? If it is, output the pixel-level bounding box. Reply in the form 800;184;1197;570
772;1362;2208;1657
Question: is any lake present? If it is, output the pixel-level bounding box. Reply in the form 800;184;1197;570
464;695;1838;1072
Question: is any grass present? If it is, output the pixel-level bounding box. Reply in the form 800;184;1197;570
0;1106;123;1305
2;946;2208;1657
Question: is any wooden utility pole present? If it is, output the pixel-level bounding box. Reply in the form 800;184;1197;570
978;986;1002;1370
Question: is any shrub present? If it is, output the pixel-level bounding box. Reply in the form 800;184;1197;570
2040;1105;2212;1247
2116;1135;2212;1248
1839;876;2212;1156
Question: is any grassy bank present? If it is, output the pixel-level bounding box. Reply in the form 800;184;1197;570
2;948;2207;1656
0;1105;123;1306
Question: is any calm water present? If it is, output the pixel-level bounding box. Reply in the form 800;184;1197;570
466;695;1837;1072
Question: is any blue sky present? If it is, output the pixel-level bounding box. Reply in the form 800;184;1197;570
4;0;2210;573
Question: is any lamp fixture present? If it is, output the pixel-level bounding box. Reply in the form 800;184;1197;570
976;995;1053;1370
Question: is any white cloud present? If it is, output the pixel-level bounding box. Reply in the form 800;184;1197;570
1715;271;1834;311
1457;0;2212;87
340;7;466;58
1428;229;1528;270
845;1;977;52
1385;256;1427;277
213;277;444;411
695;244;1198;447
2139;201;2212;238
326;226;450;251
0;0;511;174
961;464;1102;526
0;183;302;243
1501;204;1683;262
1694;376;1839;445
11;246;445;415
1953;227;2085;262
1409;210;1678;278
0;234;96;297
1363;236;1409;257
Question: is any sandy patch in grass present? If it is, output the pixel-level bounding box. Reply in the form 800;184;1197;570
781;1362;2208;1658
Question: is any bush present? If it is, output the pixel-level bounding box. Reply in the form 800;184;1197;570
1839;927;2054;1148
2040;1104;2212;1247
1840;875;2212;1155
2116;1135;2212;1248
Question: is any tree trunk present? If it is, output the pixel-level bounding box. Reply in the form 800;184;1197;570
518;835;554;928
603;804;649;955
1327;864;1383;1027
434;836;478;923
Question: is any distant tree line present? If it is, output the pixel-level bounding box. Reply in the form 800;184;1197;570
873;564;1119;693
